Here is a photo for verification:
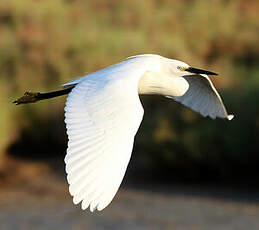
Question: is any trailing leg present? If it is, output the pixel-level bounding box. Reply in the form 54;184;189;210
13;86;74;105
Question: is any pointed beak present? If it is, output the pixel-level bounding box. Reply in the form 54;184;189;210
185;67;218;76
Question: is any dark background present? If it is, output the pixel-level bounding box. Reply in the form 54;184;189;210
0;0;259;229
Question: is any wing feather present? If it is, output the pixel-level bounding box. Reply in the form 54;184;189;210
64;65;145;212
169;74;233;120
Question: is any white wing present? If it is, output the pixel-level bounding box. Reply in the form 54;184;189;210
64;62;145;212
169;74;233;120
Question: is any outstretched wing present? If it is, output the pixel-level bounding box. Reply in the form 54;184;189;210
64;73;144;212
168;74;233;120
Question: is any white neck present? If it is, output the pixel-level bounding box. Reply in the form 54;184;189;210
138;71;189;97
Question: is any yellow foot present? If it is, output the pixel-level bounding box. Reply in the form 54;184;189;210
13;92;40;105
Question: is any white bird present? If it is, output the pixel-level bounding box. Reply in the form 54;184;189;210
14;54;233;212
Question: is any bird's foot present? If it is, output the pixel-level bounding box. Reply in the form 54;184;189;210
13;92;40;105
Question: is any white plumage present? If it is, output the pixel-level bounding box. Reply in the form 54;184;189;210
63;54;233;212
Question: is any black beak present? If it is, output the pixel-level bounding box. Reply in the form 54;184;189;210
185;67;218;76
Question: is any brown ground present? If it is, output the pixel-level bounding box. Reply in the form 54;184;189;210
0;160;259;230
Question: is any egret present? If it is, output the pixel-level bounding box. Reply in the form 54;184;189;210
14;54;234;212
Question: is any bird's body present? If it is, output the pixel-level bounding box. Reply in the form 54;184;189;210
64;54;190;97
14;54;233;212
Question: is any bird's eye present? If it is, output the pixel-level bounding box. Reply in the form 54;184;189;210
177;66;186;71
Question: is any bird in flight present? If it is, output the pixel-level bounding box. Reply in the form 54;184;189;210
14;54;233;212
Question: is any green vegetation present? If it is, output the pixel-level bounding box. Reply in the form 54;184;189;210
0;0;258;182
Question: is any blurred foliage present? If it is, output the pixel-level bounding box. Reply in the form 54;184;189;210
0;0;259;182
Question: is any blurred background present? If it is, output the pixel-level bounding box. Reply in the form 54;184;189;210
0;0;259;229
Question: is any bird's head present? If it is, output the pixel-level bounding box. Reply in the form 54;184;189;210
168;59;218;77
